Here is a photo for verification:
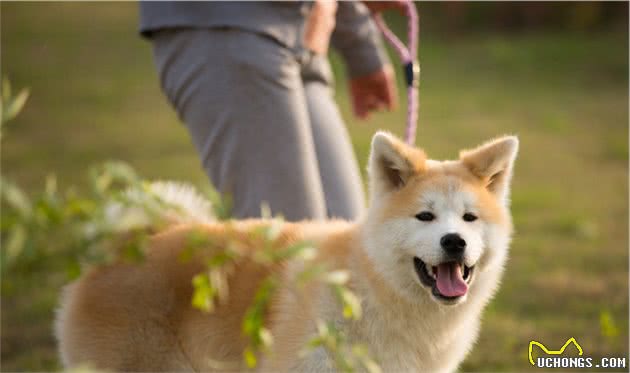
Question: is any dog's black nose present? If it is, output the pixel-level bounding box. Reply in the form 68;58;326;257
440;233;466;255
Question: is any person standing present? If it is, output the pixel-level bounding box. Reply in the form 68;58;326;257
139;1;401;221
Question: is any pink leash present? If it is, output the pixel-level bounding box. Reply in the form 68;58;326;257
373;1;419;145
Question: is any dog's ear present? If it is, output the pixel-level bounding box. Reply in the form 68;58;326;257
368;131;426;196
460;136;519;204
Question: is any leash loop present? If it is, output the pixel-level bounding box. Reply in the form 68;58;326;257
373;1;419;145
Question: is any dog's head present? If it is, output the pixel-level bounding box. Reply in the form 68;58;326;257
362;132;518;306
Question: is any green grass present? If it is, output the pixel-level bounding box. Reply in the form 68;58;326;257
2;3;628;372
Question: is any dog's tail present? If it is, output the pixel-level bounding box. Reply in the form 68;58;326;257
147;181;215;224
102;181;215;234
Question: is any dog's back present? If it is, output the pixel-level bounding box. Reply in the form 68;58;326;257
56;232;201;371
55;183;269;371
56;221;298;371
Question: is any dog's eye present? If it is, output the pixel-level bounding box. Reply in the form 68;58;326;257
463;213;478;222
415;211;435;222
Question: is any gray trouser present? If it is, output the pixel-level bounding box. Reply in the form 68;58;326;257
151;28;365;221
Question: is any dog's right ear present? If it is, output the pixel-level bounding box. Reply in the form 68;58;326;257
368;132;426;196
460;136;519;204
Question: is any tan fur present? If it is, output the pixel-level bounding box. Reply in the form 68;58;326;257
56;133;518;372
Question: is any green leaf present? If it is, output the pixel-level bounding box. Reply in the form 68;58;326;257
1;178;32;218
45;174;57;196
185;229;213;251
102;161;139;184
2;77;11;103
600;310;619;338
242;276;277;356
296;264;327;286
243;347;257;369
35;196;63;226
271;241;316;262
338;287;362;320
305;335;324;350
260;203;272;219
65;260;82;280
3;88;30;123
92;169;112;194
203;186;232;221
242;314;260;336
265;219;283;241
191;273;216;312
207;251;235;268
5;225;26;263
64;198;97;218
121;235;146;263
90;161;139;194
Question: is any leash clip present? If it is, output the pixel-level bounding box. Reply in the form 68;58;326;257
404;61;420;88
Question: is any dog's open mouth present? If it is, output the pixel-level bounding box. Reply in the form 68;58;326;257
413;257;474;303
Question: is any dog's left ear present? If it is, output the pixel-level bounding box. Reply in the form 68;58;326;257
368;131;426;197
460;136;519;204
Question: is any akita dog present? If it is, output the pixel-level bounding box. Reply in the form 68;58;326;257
55;132;518;372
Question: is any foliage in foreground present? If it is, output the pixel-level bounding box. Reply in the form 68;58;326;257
0;81;380;372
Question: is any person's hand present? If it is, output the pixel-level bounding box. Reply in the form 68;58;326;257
349;64;397;119
362;1;407;14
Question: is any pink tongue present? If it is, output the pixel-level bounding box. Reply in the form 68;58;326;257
435;263;468;297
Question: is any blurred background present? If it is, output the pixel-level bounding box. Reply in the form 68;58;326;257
1;2;628;371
